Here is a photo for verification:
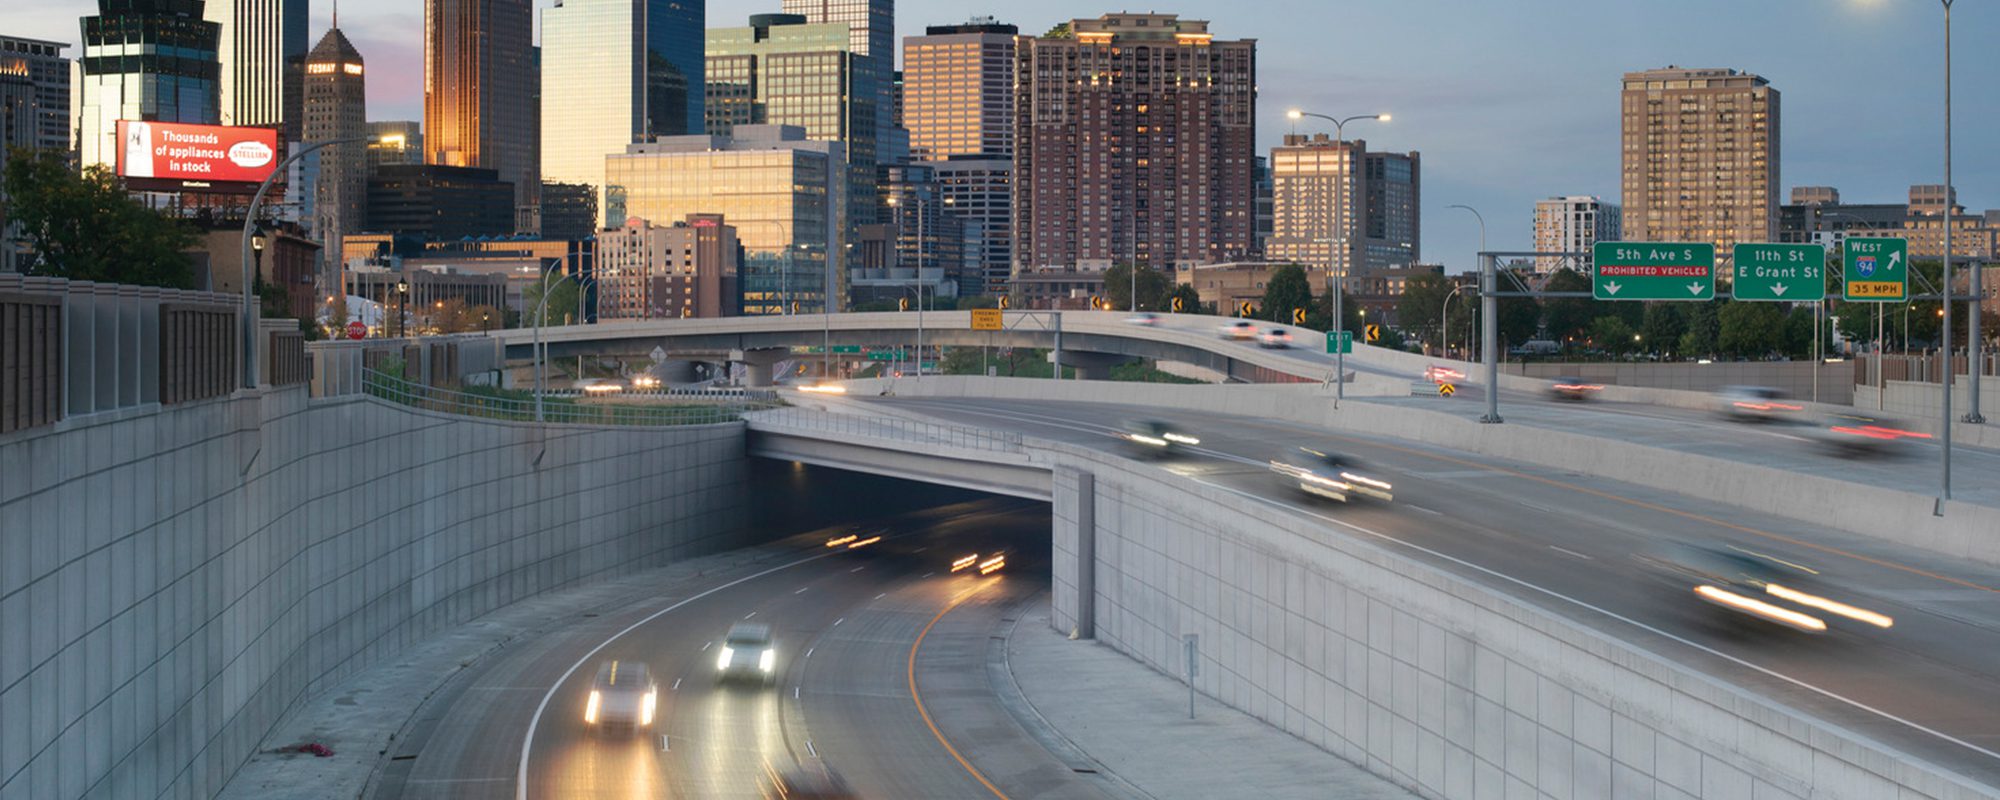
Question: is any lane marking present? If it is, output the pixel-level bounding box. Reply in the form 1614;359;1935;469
794;686;801;700
875;593;887;600
795;587;809;594
700;641;711;651
923;571;936;578
851;566;866;573
806;647;815;660
833;617;844;627
744;611;758;619
806;739;817;758
661;735;670;752
671;678;681;691
1407;505;1443;516
1549;545;1594;561
914;547;929;553
908;584;1010;800
514;548;847;800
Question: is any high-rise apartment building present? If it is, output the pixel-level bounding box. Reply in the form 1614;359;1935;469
902;19;1014;160
203;0;306;132
1267;134;1418;288
74;0;222;170
596;214;741;319
706;14;879;236
1014;13;1257;273
303;26;366;289
0;37;72;152
604;125;843;315
1619;67;1779;257
366;121;423;168
932;156;1012;295
541;0;705;228
425;0;534;229
1533;196;1621;274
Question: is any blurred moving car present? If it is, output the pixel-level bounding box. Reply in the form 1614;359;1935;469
1633;542;1893;634
1269;447;1394;503
1716;385;1802;422
1219;320;1256;340
583;660;658;731
574;377;627;394
1121;419;1201;456
1799;412;1931;458
717;622;777;685
1125;312;1160;326
1258;328;1293;349
1548;376;1603;402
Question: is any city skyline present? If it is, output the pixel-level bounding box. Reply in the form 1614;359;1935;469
10;0;1995;267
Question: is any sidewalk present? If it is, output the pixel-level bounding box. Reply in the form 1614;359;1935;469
1003;601;1413;800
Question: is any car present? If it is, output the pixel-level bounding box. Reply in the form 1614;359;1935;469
1269;446;1393;503
583;660;658;731
1799;412;1930;459
716;622;777;685
1716;385;1802;422
1121;419;1201;456
1258;328;1293;349
574;377;626;394
1548;376;1603;402
1219;320;1256;340
1633;542;1893;634
1125;312;1160;326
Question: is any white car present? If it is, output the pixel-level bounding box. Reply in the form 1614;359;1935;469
716;622;777;685
1219;321;1256;340
1258;328;1293;349
1716;385;1801;422
1125;312;1160;326
583;660;657;731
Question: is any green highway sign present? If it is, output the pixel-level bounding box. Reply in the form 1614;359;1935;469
832;345;862;354
1593;242;1716;301
1843;237;1908;302
865;349;908;361
1731;243;1825;302
1325;330;1353;354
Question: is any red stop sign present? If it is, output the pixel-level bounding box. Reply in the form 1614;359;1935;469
346;321;367;340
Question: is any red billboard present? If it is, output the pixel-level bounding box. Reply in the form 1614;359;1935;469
115;121;279;188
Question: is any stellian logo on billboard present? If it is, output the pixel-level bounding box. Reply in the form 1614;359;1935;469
228;140;274;169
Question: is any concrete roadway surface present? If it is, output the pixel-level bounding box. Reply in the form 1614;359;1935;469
871;397;2000;788
389;499;1124;800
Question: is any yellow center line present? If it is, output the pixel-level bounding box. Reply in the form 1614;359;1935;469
907;581;1010;800
1329;431;2000;595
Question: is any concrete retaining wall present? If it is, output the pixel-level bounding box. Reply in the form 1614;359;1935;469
1503;361;1853;406
830;376;1999;567
1046;444;1996;799
0;387;750;800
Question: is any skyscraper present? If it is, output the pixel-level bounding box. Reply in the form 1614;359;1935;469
203;0;307;131
425;0;534;230
1620;67;1779;256
303;26;365;289
1268;133;1420;289
0;36;72;152
74;0;222;170
902;19;1014;160
1015;12;1257;272
366;121;423;168
541;0;705;228
782;0;891;159
1533;196;1621;274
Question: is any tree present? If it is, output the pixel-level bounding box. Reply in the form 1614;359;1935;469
1717;300;1785;357
1165;283;1203;315
1540;269;1598;342
324;293;350;334
1782;305;1823;358
1101;263;1173;312
1676;300;1722;358
1398;272;1458;348
1496;295;1541;348
521;273;580;326
1640;304;1686;357
3;147;197;287
1588;315;1637;355
1261;265;1314;326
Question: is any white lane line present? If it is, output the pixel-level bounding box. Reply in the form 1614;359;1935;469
661;735;670;751
833;617;844;626
700;641;711;651
875;593;886;600
914;546;929;553
744;611;757;619
515;548;850;800
923;571;936;578
1549;545;1595;561
1180;473;2000;765
805;647;815;659
793;686;801;700
795;587;809;594
850;566;866;573
806;739;818;758
1408;505;1443;516
671;678;681;691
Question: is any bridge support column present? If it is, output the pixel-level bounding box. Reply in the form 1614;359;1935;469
1048;350;1135;381
1053;467;1096;639
732;348;791;387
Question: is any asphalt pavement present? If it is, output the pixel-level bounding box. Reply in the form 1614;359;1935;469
870;396;2000;788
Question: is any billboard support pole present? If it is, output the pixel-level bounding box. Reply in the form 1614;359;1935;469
241;136;365;389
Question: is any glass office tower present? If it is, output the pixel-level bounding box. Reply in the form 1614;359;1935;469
541;0;705;227
75;0;223;170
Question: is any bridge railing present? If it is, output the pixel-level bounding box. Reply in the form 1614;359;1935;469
361;369;778;426
745;406;1026;453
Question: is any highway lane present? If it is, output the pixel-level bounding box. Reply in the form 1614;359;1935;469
390;497;1119;800
871;397;2000;786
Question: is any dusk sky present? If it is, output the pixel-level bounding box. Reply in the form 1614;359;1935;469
16;0;1995;269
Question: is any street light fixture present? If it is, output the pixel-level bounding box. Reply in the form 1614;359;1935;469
395;280;409;338
1288;108;1389;402
250;227;267;316
239;134;370;388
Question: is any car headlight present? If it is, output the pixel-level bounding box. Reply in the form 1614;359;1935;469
759;649;775;673
717;646;734;670
1162;432;1200;445
584;690;601;724
640;690;657;725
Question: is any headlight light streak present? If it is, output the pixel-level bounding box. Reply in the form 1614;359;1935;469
1694;585;1827;633
1766;584;1894;628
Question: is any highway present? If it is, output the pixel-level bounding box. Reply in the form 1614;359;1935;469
867;396;2000;787
385;498;1119;800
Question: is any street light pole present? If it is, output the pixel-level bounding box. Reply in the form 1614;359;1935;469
1288;109;1390;402
532;268;578;424
1446;204;1496;422
239;134;366;388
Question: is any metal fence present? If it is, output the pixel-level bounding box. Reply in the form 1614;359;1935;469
745;406;1026;453
360;369;778;426
1;290;62;434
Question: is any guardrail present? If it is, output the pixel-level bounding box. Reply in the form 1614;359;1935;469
361;369;778;426
746;406;1026;454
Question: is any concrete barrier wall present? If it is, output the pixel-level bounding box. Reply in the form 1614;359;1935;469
1045;443;1996;799
827;376;1998;567
1503;361;1854;406
0;387;750;800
